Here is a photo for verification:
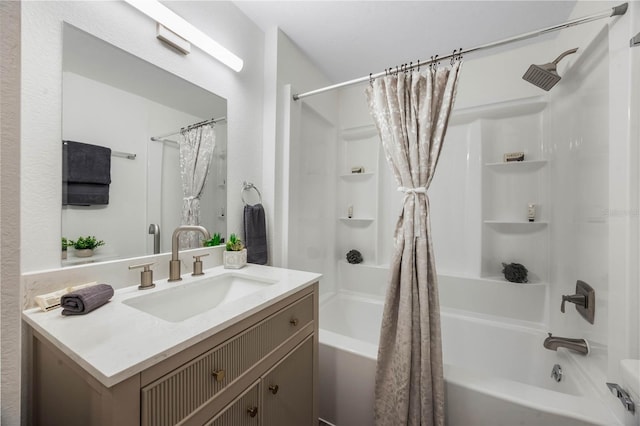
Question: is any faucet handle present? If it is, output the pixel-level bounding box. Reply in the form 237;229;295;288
561;293;586;313
129;262;156;290
192;253;210;276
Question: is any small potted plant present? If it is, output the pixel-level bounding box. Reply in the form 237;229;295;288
69;236;105;258
61;237;70;260
223;233;246;269
204;233;222;247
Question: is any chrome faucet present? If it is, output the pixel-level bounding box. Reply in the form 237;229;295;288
169;225;211;282
543;333;590;355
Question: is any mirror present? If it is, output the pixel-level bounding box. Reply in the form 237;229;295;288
61;23;227;266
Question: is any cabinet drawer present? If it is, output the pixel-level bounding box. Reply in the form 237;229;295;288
141;294;314;426
204;380;260;426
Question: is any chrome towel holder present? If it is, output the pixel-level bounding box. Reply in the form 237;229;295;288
241;181;262;206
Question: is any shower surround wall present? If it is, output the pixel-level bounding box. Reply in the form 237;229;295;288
285;3;639;423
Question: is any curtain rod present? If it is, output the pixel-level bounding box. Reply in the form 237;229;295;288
150;116;227;142
293;3;627;101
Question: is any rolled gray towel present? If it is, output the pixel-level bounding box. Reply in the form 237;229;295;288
61;284;114;316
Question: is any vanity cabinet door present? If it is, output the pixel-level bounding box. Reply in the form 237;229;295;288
262;337;314;426
205;380;260;426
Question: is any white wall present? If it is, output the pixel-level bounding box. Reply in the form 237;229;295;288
0;1;22;422
264;28;339;296
16;2;265;424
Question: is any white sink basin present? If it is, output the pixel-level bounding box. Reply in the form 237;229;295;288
123;273;277;322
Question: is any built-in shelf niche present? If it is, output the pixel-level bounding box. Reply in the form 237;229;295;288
338;124;380;265
480;97;549;283
339;172;375;179
339;217;375;223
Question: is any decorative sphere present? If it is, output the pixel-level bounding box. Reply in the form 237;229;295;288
502;262;528;283
346;249;363;264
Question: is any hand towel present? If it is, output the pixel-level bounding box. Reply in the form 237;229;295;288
62;140;111;206
62;182;110;205
244;203;268;265
62;141;111;184
61;284;114;316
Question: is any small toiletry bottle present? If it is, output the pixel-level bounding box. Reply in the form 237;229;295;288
348;205;353;219
528;204;536;222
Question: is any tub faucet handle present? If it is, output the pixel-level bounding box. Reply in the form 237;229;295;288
561;293;586;313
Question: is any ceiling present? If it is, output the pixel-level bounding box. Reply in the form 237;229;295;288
234;1;578;83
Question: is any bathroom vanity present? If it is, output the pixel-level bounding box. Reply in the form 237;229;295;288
24;265;320;425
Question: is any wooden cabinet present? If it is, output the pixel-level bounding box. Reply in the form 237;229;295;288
30;283;319;426
204;337;314;426
205;381;260;426
262;337;314;425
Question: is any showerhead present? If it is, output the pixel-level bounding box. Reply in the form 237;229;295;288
522;48;578;91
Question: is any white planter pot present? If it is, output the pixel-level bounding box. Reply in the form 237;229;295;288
223;249;247;269
74;248;94;258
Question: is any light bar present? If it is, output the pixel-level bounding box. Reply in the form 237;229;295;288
124;0;244;72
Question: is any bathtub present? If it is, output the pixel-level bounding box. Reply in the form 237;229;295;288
318;291;619;426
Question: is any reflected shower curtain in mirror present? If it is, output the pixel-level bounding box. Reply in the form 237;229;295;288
366;62;461;426
179;124;216;248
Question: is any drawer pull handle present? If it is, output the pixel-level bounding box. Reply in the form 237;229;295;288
290;318;299;326
247;406;258;418
211;369;225;382
269;384;279;394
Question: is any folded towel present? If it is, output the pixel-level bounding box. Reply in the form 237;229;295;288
62;141;111;206
244;203;268;265
61;284;114;316
62;182;110;206
62;141;111;185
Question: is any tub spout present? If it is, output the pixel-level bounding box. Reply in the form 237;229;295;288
543;333;590;355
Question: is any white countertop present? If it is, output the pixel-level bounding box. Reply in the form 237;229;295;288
23;264;321;388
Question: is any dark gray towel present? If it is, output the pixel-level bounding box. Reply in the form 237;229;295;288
62;141;111;206
61;284;114;316
244;203;268;265
62;182;110;205
62;141;111;184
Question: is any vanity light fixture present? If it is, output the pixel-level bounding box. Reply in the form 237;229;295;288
156;24;191;55
123;0;244;72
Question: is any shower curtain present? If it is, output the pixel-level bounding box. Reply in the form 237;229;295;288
366;62;461;426
179;123;216;248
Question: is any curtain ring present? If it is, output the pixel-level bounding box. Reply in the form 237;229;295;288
369;73;374;86
416;59;420;72
451;49;457;65
458;48;463;62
